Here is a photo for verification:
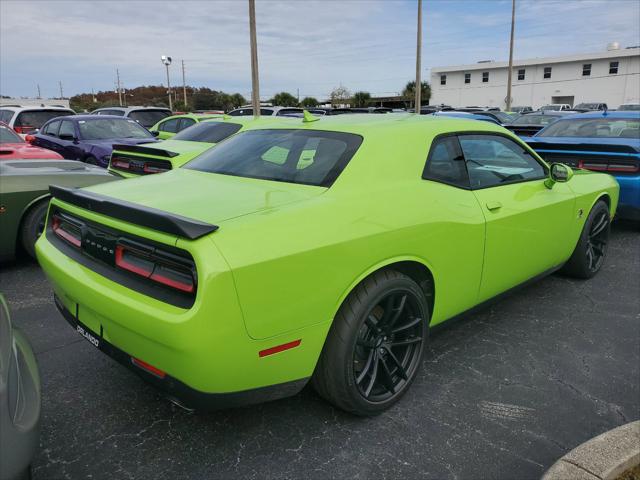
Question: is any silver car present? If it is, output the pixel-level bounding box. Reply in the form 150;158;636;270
0;295;40;480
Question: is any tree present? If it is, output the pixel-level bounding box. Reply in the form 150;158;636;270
352;91;371;108
270;91;298;107
402;81;431;107
329;86;351;107
300;97;319;108
230;93;246;108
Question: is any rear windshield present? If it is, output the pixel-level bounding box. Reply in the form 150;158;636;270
186;129;363;187
128;110;171;127
515;114;561;126
0;125;23;143
15;110;74;128
78;118;154;140
172;121;242;143
538;118;640;138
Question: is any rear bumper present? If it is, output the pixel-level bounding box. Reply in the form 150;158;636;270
614;174;640;220
54;296;308;410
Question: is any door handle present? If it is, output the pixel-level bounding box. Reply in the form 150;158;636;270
486;201;502;211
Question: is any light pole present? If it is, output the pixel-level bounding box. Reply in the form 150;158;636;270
414;0;422;113
505;0;516;111
161;55;173;111
249;0;260;118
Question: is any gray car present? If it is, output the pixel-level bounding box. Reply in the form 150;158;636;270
0;295;40;480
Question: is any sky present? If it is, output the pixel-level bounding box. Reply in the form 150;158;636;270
1;0;639;100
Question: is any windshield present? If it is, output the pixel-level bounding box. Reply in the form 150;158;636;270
172;121;242;143
14;110;74;128
514;114;561;126
78;118;154;140
618;104;640;111
0;125;24;143
186;129;363;187
538;118;640;138
128;110;171;127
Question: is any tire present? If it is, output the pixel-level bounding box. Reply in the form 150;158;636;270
561;200;611;279
20;199;49;259
85;155;98;165
312;269;429;416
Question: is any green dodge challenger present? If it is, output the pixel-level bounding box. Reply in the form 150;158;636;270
36;114;618;415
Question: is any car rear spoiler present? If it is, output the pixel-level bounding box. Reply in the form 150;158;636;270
526;142;639;154
112;144;180;158
49;185;218;240
504;125;544;137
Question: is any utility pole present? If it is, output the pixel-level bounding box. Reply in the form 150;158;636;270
414;0;422;112
505;0;516;111
91;88;97;103
59;81;64;99
297;88;299;103
37;84;41;99
161;56;173;111
182;59;187;108
116;68;123;107
249;0;260;118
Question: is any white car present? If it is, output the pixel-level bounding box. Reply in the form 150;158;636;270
227;105;304;117
0;105;75;136
539;104;572;111
90;106;172;128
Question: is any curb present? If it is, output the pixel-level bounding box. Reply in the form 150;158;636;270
542;421;640;480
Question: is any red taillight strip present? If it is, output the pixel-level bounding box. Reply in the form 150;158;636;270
114;245;152;277
149;271;194;293
259;339;302;358
143;163;170;174
52;216;81;248
131;357;166;378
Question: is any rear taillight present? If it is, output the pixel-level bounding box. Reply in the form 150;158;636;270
111;159;130;170
13;126;36;135
578;159;639;174
143;162;170;174
52;214;81;248
115;242;195;293
131;357;166;378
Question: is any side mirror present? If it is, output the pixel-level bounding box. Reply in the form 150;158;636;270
151;130;160;137
545;163;573;189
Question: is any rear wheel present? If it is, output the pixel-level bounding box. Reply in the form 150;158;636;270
20;200;49;259
85;155;98;165
561;200;610;279
312;270;429;416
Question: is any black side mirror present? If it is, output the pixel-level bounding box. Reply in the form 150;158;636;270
151;131;160;137
59;133;76;142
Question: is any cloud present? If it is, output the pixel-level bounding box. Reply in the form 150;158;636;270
1;0;638;99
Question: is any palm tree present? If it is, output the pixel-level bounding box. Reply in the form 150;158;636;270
402;81;431;108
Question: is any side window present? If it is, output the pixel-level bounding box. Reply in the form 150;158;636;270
0;110;13;123
422;136;469;189
458;134;545;189
159;118;180;133
58;120;75;138
178;118;196;131
43;120;61;137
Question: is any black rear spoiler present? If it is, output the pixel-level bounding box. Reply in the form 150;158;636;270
505;125;544;136
526;142;639;154
112;144;180;158
49;185;218;240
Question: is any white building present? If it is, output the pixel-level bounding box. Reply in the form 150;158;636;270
0;98;71;108
430;45;640;110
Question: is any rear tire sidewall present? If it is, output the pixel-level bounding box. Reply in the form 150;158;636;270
320;272;429;416
20;200;49;259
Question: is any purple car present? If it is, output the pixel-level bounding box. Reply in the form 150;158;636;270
29;115;158;168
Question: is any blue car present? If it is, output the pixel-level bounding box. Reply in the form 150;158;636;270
29;115;158;168
526;111;640;221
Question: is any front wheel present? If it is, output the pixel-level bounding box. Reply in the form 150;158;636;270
561;200;611;279
312;270;429;416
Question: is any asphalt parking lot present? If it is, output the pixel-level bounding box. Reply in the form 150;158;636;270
1;221;638;480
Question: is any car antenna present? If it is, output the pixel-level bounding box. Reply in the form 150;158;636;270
302;110;320;123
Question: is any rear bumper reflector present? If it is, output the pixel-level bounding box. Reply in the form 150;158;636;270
259;339;302;358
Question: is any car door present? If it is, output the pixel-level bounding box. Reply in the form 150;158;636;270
57;120;82;160
420;135;486;321
33;119;62;152
458;133;576;302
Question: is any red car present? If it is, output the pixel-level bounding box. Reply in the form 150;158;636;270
0;122;63;160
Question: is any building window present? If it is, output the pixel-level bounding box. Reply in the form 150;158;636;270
482;71;489;83
440;74;447;85
582;64;591;76
609;61;619;74
543;67;552;79
517;69;525;81
464;73;471;84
